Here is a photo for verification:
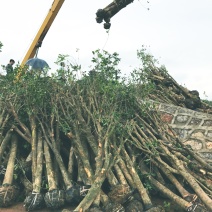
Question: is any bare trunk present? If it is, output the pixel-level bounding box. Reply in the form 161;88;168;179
3;134;18;185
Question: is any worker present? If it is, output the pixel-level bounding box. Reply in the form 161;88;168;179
6;59;15;76
6;59;15;75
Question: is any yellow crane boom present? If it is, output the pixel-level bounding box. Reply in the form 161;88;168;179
21;0;65;66
20;0;134;67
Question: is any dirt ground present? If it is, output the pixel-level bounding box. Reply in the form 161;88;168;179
0;196;184;212
0;203;74;212
0;203;52;212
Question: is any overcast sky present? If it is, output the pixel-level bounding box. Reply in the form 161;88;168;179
1;0;212;99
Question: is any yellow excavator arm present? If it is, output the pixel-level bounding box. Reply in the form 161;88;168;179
21;0;65;66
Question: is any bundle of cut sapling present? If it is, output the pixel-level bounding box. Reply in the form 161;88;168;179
140;53;212;112
38;118;78;205
66;122;101;210
24;130;45;211
73;121;113;211
0;133;19;207
69;93;120;188
24;81;81;205
102;135;150;211
66;124;124;211
59;90;117;209
64;87;152;209
57;79;153;210
58;94;117;210
133;49;210;113
74;152;92;204
43;140;65;209
127;105;212;211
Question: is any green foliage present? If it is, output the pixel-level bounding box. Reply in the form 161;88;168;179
130;48;156;99
0;48;159;146
75;49;141;139
41;177;49;191
90;49;121;81
54;54;81;82
144;181;154;191
15;77;52;115
137;46;159;68
1;48;159;145
139;171;156;191
163;201;171;211
54;54;70;65
202;99;212;106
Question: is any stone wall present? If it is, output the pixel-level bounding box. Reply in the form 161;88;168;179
151;100;212;163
